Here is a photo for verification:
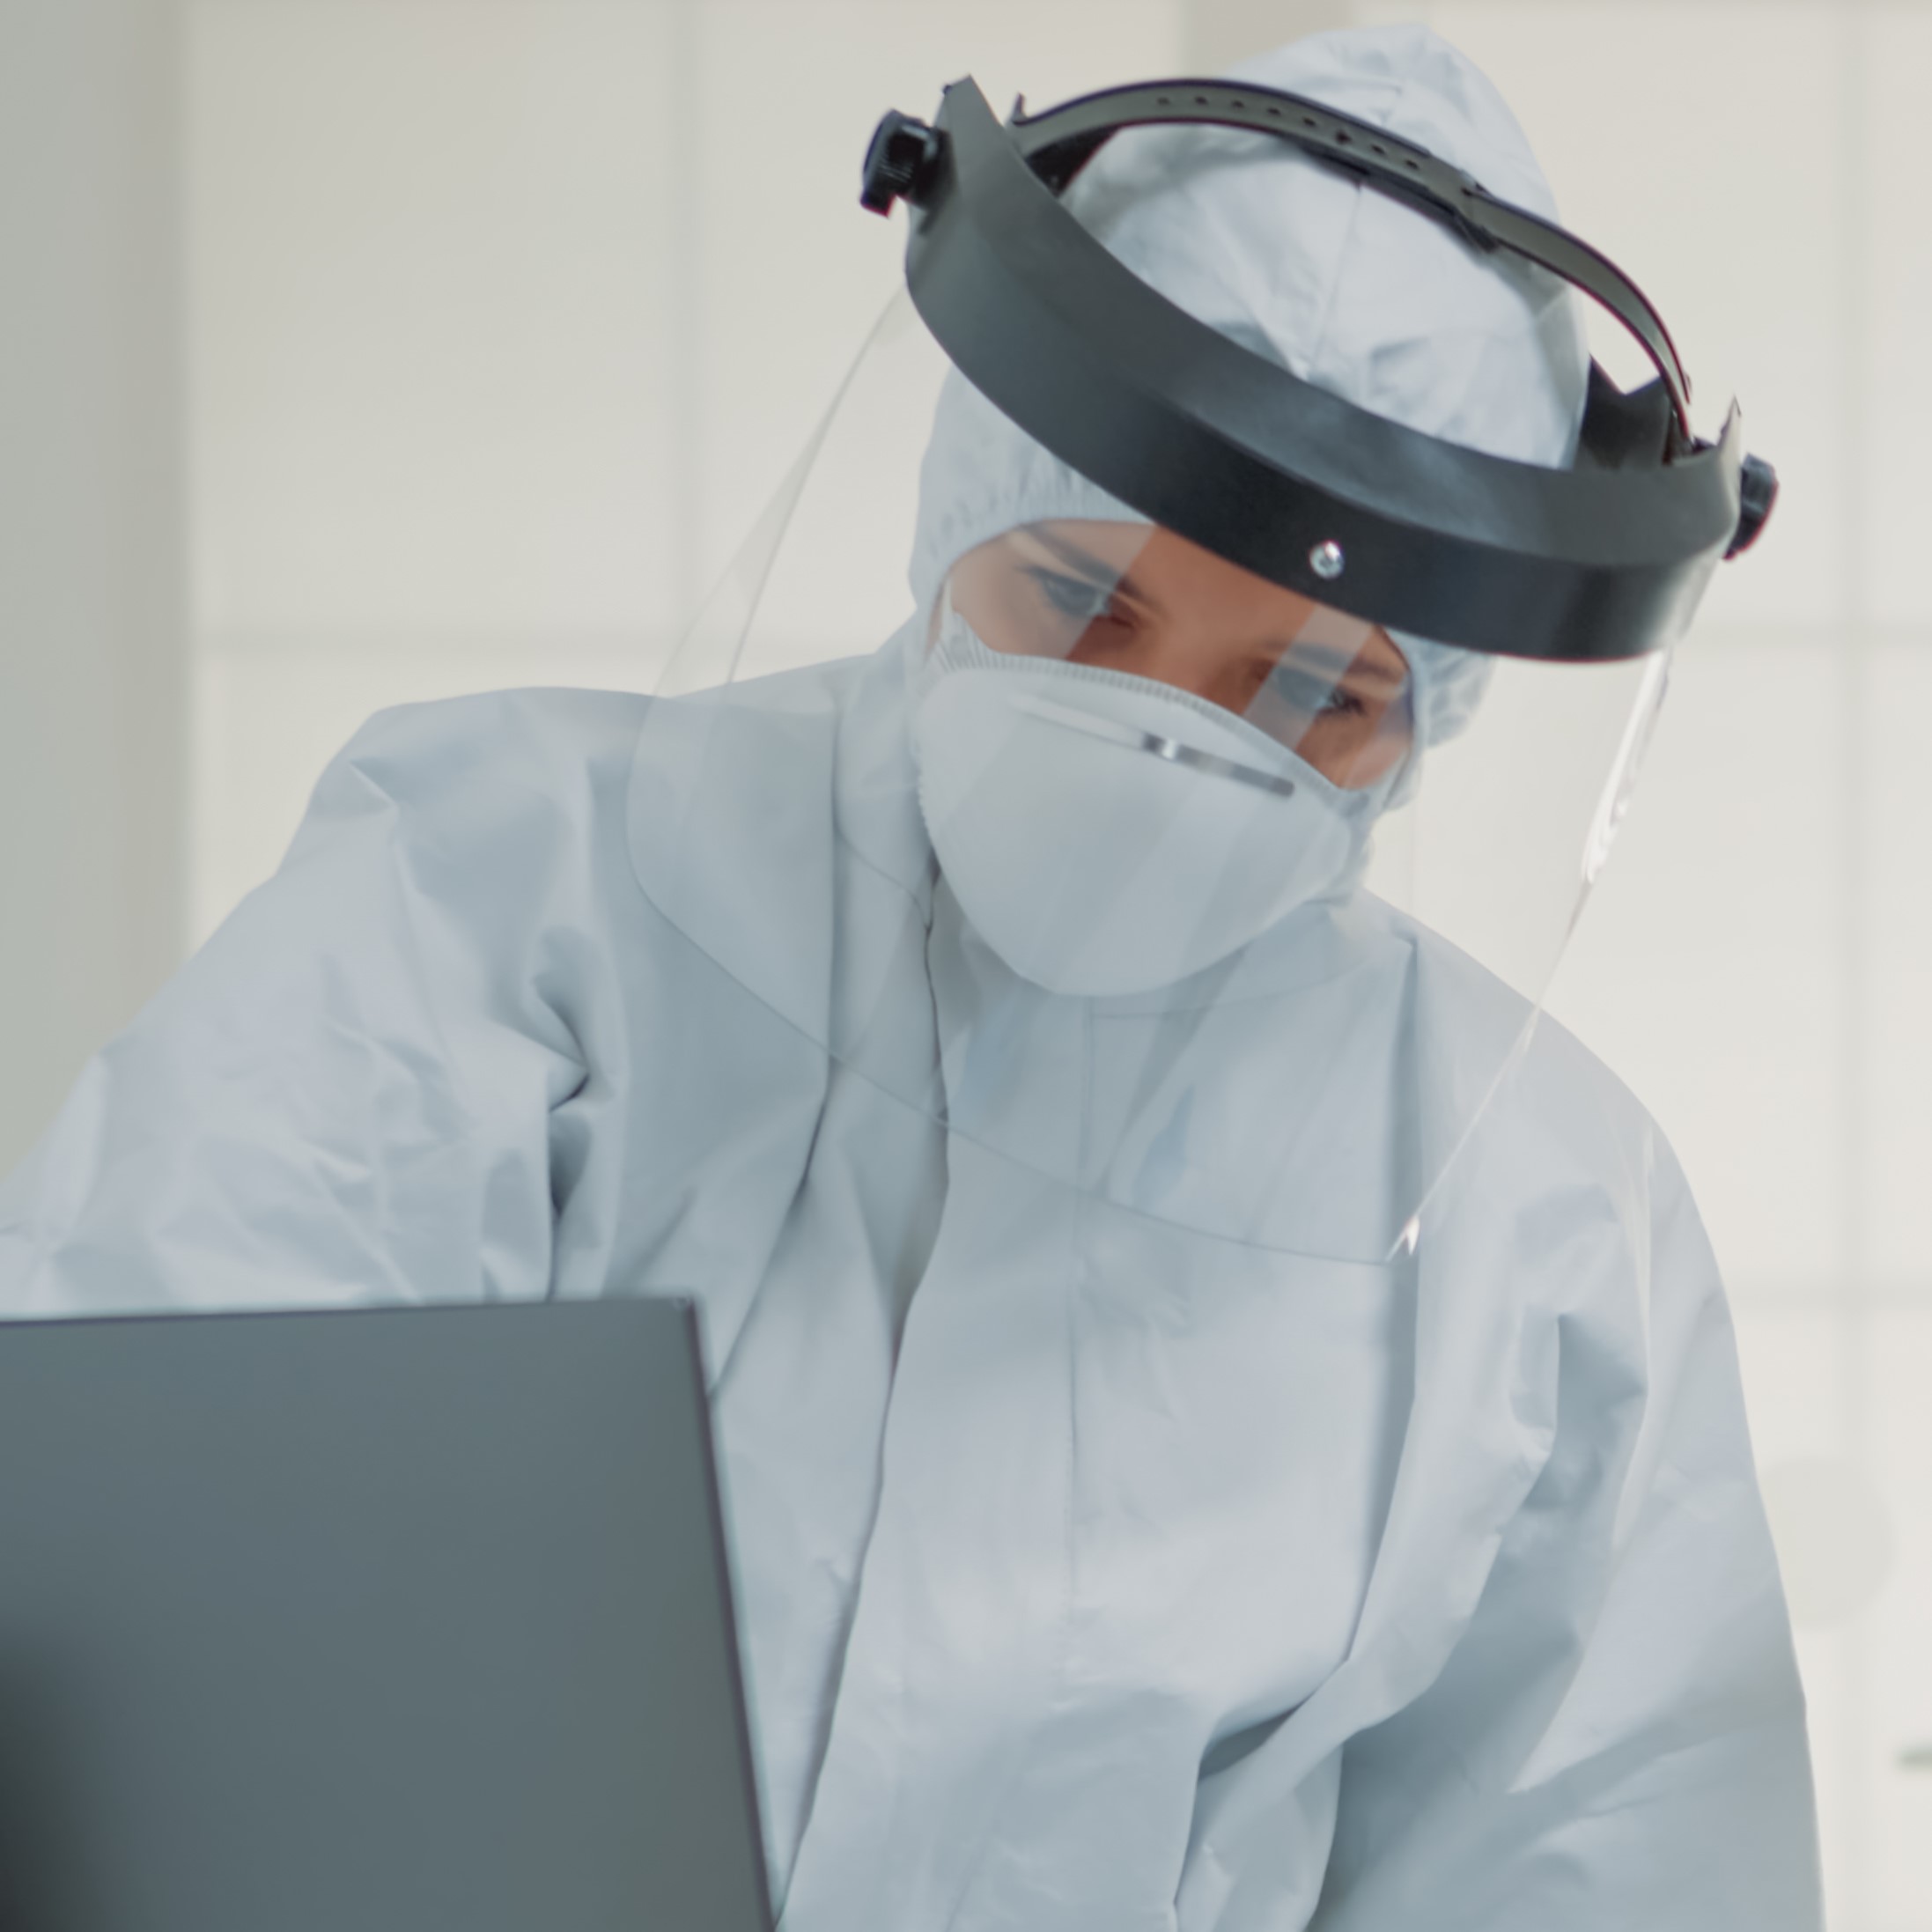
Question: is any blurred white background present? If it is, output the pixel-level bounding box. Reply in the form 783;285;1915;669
3;0;1926;1923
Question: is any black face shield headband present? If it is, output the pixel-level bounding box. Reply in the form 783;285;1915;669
860;77;1777;665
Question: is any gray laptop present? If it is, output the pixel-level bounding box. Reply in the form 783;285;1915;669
0;1299;773;1932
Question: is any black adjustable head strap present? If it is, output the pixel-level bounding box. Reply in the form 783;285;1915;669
861;76;1777;662
1005;80;1698;446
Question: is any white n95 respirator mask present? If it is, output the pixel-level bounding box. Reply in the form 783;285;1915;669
907;604;1384;998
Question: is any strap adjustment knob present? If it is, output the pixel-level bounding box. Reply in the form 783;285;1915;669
861;112;943;215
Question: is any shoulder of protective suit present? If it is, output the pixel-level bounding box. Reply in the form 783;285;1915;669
280;689;644;881
1391;911;1699;1246
239;686;668;1013
292;662;853;850
299;686;649;831
1517;999;1678;1154
1497;999;1710;1290
287;660;869;911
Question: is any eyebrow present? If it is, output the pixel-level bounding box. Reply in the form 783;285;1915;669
1018;526;1168;619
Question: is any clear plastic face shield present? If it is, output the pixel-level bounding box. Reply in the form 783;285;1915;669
636;300;1665;1266
630;78;1772;1270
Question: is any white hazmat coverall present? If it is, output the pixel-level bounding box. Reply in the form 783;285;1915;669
0;25;1822;1932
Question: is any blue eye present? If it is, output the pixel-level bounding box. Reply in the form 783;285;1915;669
1025;567;1119;624
1269;667;1367;719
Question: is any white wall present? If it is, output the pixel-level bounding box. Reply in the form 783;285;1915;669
0;0;188;1172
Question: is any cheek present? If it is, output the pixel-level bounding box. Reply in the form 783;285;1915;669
1303;700;1413;792
1342;709;1415;790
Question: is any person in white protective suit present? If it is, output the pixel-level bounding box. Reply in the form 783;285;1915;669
0;24;1820;1932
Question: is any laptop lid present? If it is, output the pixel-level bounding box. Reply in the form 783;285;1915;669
0;1298;772;1932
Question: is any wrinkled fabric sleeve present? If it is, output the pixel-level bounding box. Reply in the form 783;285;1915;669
1310;1138;1824;1932
0;694;622;1318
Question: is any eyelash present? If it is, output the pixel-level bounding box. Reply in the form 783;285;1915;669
1270;669;1368;720
1021;568;1378;721
1024;566;1125;625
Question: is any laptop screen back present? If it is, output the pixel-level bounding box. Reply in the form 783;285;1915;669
0;1299;771;1932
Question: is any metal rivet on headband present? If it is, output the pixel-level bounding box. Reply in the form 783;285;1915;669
1309;539;1345;580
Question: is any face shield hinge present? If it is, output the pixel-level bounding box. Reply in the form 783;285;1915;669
860;111;946;216
1724;453;1779;558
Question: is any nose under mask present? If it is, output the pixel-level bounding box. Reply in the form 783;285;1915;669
907;605;1390;998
